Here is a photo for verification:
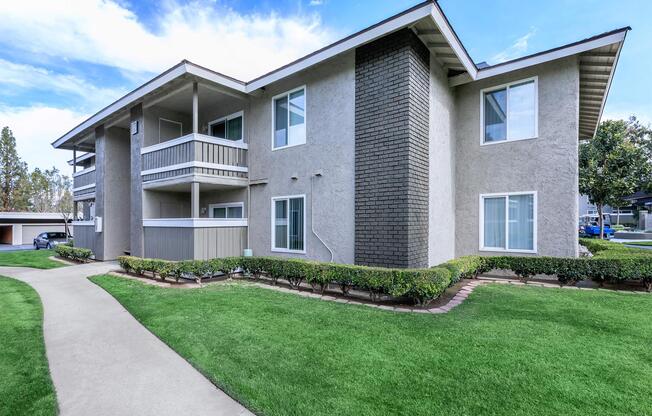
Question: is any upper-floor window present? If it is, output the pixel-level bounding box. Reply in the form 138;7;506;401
272;86;306;150
208;111;243;142
481;77;538;145
209;202;244;219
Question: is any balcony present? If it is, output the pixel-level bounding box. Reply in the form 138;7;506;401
72;167;96;201
140;133;248;189
143;218;247;260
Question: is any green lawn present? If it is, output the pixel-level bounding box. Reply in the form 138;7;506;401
621;241;652;247
91;275;652;416
0;277;57;416
0;249;65;269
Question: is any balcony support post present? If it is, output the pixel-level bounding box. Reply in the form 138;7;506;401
72;146;78;221
192;81;199;134
191;182;200;218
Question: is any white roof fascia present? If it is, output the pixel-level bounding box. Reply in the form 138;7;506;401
0;212;67;220
245;2;435;92
590;34;627;139
67;152;95;166
429;3;478;79
475;30;627;80
52;63;189;149
186;63;246;94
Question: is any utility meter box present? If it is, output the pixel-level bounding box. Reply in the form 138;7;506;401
94;216;103;233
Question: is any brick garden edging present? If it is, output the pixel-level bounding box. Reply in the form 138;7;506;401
108;270;650;315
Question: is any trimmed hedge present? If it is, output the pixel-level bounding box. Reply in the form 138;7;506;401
116;240;652;308
117;255;455;305
54;245;92;262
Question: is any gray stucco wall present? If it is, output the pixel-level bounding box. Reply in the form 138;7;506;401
143;105;192;146
102;127;131;259
454;56;580;258
143;190;190;219
247;51;356;263
428;57;456;266
92;125;106;258
130;104;144;256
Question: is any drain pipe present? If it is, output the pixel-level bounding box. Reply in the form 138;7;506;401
310;172;334;262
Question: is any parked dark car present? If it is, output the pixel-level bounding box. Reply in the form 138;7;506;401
33;232;68;250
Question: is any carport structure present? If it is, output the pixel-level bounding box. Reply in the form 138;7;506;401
0;212;71;246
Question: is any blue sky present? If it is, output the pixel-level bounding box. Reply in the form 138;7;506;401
0;0;649;174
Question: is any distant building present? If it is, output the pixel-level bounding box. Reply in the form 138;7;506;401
0;212;71;246
578;195;636;225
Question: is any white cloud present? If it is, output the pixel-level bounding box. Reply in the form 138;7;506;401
490;27;537;64
0;0;337;81
0;106;87;174
0;59;126;110
310;0;325;5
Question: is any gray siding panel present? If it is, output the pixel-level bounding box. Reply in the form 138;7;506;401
73;170;96;188
73;225;97;256
144;227;194;260
143;226;247;260
354;28;430;268
193;227;246;260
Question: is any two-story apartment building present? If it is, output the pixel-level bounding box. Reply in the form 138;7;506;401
54;1;628;267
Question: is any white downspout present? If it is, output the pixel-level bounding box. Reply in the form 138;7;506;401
310;173;334;262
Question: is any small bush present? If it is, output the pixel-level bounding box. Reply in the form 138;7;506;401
440;256;487;282
55;245;92;262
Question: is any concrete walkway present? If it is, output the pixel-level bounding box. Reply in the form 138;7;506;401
0;262;253;416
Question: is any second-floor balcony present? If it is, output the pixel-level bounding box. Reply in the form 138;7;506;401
140;133;248;188
72;166;96;200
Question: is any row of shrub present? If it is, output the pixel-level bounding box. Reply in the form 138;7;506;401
118;255;456;305
116;241;652;306
54;244;93;262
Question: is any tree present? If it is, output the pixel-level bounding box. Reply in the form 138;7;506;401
579;119;651;238
0;127;31;211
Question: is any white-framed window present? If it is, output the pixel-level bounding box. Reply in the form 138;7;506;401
272;86;306;150
159;118;183;142
208;111;244;142
271;195;305;253
208;202;244;219
480;77;538;145
480;191;537;253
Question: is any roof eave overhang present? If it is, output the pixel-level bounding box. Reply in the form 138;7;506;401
52;62;246;150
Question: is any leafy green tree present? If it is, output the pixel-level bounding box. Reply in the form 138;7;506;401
0;127;30;211
579;118;651;238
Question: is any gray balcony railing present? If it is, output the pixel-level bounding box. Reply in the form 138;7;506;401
72;167;96;199
140;133;248;184
142;218;247;260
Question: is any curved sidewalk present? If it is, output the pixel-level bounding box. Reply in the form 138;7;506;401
0;262;253;416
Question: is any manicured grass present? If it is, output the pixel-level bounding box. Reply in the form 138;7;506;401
91;275;652;416
621;241;652;247
0;249;65;269
0;277;57;416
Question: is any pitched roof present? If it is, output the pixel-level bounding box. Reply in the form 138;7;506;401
52;0;629;149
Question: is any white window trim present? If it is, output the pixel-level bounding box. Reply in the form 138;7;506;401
271;194;306;254
480;76;539;146
207;111;245;143
479;191;537;254
159;118;183;143
208;202;245;219
271;85;307;151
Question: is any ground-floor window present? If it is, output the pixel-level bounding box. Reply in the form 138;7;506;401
209;202;243;219
480;191;536;253
272;195;305;252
